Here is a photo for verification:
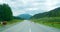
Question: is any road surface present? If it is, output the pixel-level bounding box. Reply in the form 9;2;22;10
1;20;60;32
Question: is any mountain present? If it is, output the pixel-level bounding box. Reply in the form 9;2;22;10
18;14;32;20
13;16;23;20
31;7;60;19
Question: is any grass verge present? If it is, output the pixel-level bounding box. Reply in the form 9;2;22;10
0;19;23;27
31;17;60;29
7;19;23;25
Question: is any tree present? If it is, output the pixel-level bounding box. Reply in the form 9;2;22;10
0;4;13;21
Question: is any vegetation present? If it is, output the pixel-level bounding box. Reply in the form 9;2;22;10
18;14;32;20
0;19;23;27
7;19;23;25
0;4;13;21
14;16;24;20
0;4;23;26
31;7;60;19
31;17;60;29
31;7;60;29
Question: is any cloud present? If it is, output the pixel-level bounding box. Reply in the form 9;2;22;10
0;0;60;16
0;0;4;4
12;10;26;16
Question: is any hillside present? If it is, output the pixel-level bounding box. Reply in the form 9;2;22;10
31;7;60;19
18;14;32;20
13;16;23;20
31;7;60;28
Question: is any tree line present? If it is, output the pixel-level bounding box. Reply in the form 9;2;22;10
0;4;13;21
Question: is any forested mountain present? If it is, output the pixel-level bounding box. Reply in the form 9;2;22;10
13;16;23;20
18;14;32;20
31;7;60;19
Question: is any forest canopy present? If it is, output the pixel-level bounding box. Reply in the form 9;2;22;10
0;4;13;21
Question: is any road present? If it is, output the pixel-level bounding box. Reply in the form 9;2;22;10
1;20;60;32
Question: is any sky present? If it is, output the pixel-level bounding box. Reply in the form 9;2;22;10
0;0;60;16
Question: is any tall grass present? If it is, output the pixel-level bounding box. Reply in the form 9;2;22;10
31;17;60;29
0;19;23;27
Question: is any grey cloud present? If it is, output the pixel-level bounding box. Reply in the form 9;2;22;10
1;0;60;16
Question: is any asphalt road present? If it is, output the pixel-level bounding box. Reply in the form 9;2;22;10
1;20;60;32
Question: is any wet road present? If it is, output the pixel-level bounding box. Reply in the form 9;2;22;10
2;20;60;32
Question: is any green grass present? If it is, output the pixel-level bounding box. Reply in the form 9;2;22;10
31;17;60;29
0;19;23;27
7;19;23;25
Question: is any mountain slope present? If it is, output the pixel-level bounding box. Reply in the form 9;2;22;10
31;7;60;19
18;14;32;20
31;7;60;28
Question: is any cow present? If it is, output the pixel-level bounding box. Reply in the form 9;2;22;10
1;21;7;25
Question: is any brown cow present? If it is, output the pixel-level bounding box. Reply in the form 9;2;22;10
1;21;7;25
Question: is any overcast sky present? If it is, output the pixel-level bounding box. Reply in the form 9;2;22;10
0;0;60;16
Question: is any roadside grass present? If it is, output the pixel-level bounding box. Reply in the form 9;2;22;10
0;19;23;27
7;19;23;25
31;17;60;29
